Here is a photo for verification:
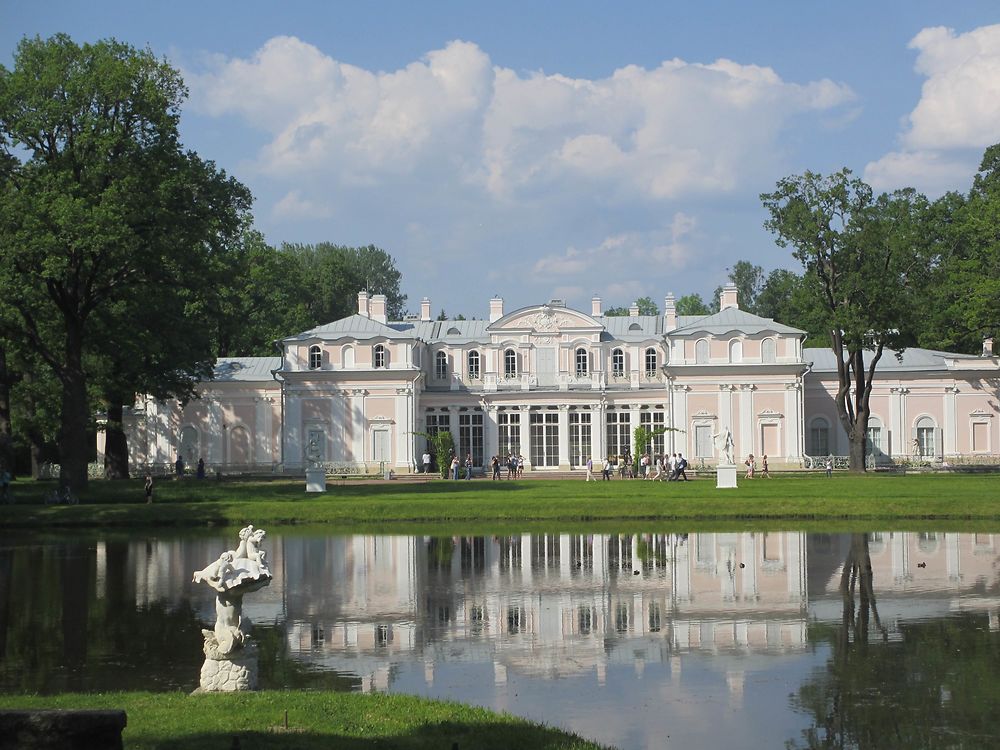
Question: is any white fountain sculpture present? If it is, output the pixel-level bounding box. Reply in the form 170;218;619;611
191;524;272;691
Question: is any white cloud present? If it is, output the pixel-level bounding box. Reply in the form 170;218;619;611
187;37;854;204
272;190;332;220
865;24;1000;195
905;25;1000;150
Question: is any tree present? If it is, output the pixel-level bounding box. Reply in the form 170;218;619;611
0;35;251;491
414;429;455;478
605;297;658;316
674;294;711;316
603;306;629;317
762;170;928;470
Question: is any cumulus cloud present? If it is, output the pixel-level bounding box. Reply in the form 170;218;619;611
865;24;1000;195
187;37;854;203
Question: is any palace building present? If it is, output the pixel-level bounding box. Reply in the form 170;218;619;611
117;286;1000;473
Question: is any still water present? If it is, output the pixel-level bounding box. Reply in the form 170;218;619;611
2;529;999;749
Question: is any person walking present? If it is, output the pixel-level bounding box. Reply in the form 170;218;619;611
517;454;525;478
492;455;501;480
603;457;612;480
675;453;689;481
744;454;755;480
652;455;663;481
507;452;516;479
451;455;460;480
465;453;473;480
196;457;206;479
144;474;154;504
422;450;432;474
761;454;770;478
586;457;595;481
175;454;185;478
825;456;833;478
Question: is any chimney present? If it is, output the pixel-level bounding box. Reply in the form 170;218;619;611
420;297;432;322
720;284;738;310
357;290;370;317
369;294;387;324
664;293;676;331
984;337;995;357
489;296;504;322
591;295;602;317
629;302;640;317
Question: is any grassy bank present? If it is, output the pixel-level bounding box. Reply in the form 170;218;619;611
0;691;608;749
2;473;1000;529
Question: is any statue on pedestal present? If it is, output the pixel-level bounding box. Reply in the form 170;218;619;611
191;525;272;691
712;427;736;466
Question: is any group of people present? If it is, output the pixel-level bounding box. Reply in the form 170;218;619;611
743;453;771;479
174;454;207;479
586;452;690;481
490;453;525;480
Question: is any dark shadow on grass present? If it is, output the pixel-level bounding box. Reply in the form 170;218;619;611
148;721;609;749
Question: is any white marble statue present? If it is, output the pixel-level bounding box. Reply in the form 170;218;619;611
192;524;272;691
712;427;736;466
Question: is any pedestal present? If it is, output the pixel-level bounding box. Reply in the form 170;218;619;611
305;468;326;492
716;464;738;489
196;632;259;692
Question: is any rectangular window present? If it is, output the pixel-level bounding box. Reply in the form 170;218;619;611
568;411;591;467
459;412;484;467
605;411;630;458
639;411;665;454
917;426;936;457
497;411;521;455
972;422;989;452
695;425;713;458
810;426;829;456
530;410;559;467
426;413;450;453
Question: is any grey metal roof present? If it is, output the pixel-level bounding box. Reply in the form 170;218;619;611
670;308;805;337
600;315;662;340
285;314;415;342
212;357;282;382
805;347;982;373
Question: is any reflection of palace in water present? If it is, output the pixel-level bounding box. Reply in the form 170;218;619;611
89;531;1000;694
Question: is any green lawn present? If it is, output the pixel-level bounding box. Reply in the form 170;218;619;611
0;691;609;749
2;472;1000;530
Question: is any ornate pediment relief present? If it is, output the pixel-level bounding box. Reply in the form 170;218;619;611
491;304;601;333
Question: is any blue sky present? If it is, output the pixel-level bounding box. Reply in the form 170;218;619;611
4;2;1000;319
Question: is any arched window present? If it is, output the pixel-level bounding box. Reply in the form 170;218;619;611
308;345;322;370
504;348;517;378
373;344;387;369
761;338;776;363
342;345;355;368
467;350;481;379
729;339;743;363
695;339;710;364
644;347;657;376
435;351;448;379
575;348;589;376
611;348;625;377
628;322;642;331
809;417;830;456
916;416;936;457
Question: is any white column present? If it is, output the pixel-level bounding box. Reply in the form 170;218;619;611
351;389;367;464
483;405;498;467
519;409;531;466
890;387;908;459
285;394;303;467
254;397;271;464
593;401;606;460
784;384;800;460
944;386;958;456
739;385;754;457
394;388;410;469
558;405;570;468
629;403;642;454
673;386;690;455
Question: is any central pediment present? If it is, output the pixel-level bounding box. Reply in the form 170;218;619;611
489;304;604;333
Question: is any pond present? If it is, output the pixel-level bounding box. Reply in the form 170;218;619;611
2;528;999;749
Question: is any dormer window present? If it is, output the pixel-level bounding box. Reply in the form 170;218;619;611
373;344;387;369
762;338;776;363
447;327;461;335
575;348;589;376
504;348;517;378
435;351;448;379
468;350;481;379
611;348;624;377
644;347;657;376
308;345;322;370
628;322;642;331
696;339;709;364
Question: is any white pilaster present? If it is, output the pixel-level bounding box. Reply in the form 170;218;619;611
254;397;271;464
557;404;570;468
944;386;958;455
394;388;411;469
889;387;908;459
285;395;302;466
483;404;497;466
718;385;734;453
739;385;755;457
519;410;531;466
784;384;800;459
351;389;367;464
673;385;690;455
629;403;642;454
593;400;607;460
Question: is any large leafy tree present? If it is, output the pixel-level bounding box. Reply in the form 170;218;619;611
762;170;928;470
0;35;251;490
674;293;711;316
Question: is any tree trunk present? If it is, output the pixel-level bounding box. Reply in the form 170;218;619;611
103;400;130;479
59;335;90;493
848;432;867;473
0;346;15;476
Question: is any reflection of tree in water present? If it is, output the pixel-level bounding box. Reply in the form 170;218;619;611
789;533;1000;749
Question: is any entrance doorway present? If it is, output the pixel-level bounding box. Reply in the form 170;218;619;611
530;411;559;467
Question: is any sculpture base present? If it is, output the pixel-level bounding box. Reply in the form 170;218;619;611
716;464;738;489
195;633;259;692
305;468;326;492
